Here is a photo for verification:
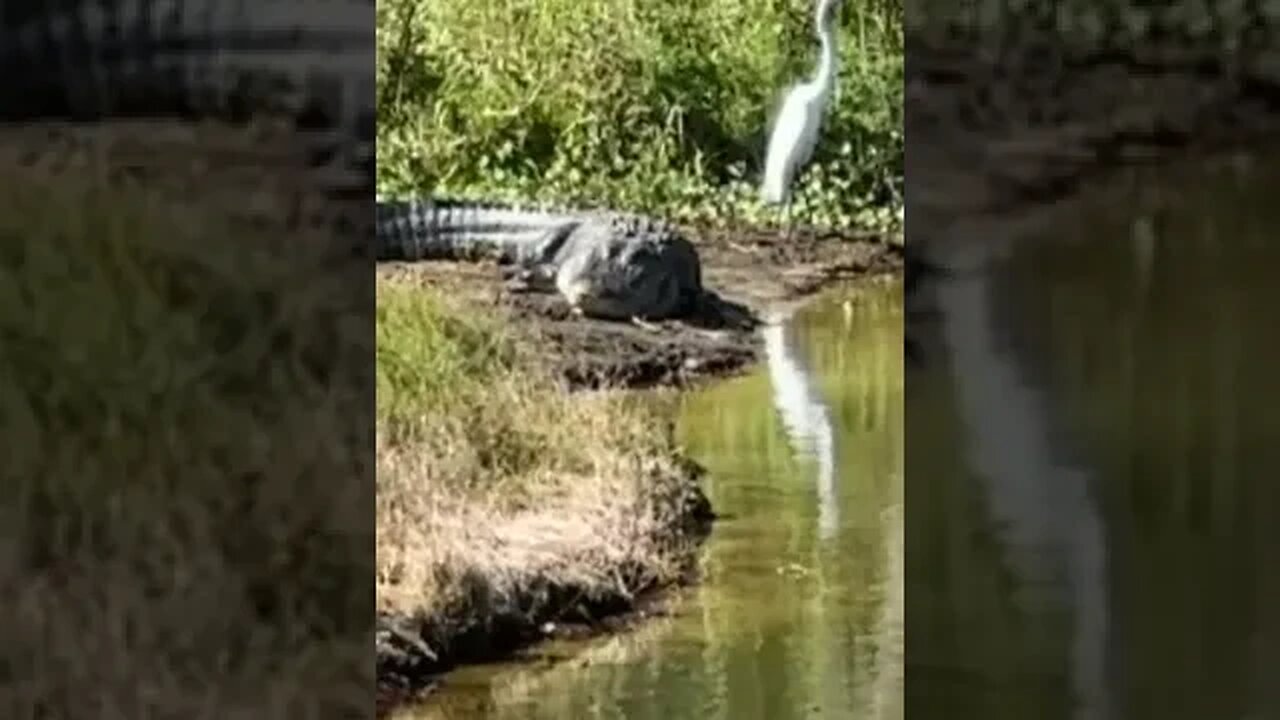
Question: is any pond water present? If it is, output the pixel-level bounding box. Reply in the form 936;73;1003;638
409;278;904;720
907;148;1280;719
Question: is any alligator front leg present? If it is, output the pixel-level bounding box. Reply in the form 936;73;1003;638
630;316;663;332
502;268;534;293
501;265;556;294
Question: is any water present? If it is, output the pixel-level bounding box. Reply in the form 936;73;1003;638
907;149;1280;719
411;279;904;720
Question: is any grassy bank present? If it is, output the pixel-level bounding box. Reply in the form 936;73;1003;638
0;170;370;715
375;282;711;689
377;0;903;233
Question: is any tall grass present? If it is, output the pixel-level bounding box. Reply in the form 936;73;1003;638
0;170;370;716
377;0;903;232
376;283;704;621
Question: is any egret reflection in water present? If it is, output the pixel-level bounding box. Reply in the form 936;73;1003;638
932;257;1112;720
910;150;1280;720
763;310;840;540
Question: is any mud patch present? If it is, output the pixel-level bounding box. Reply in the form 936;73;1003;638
379;223;902;391
376;569;690;717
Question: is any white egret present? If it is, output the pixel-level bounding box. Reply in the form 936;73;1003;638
761;0;842;227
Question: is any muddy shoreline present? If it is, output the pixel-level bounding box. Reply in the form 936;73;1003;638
378;223;903;392
376;530;708;716
374;225;901;716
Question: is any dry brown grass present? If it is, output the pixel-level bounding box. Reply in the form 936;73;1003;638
375;283;705;632
0;167;371;718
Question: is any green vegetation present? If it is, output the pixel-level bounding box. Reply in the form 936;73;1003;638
376;287;517;439
0;171;369;715
377;0;903;232
376;281;704;622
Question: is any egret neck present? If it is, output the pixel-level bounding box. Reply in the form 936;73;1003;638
813;2;839;102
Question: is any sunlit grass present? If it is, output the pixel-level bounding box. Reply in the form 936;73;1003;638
376;281;704;623
0;169;370;716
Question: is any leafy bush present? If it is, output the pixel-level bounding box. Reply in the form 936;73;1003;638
377;0;902;232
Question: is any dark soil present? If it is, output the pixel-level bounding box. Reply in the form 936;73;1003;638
375;564;694;716
378;224;903;391
376;468;716;717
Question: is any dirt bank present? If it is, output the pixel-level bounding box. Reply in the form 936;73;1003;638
378;223;903;391
375;491;713;717
374;223;898;716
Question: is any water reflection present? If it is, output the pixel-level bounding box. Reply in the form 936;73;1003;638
932;261;1111;720
408;281;903;720
763;312;840;539
908;148;1280;719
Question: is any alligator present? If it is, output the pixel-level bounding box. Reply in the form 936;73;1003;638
0;2;375;191
376;196;706;322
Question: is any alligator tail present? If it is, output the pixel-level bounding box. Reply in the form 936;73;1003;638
374;197;580;263
0;3;374;187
